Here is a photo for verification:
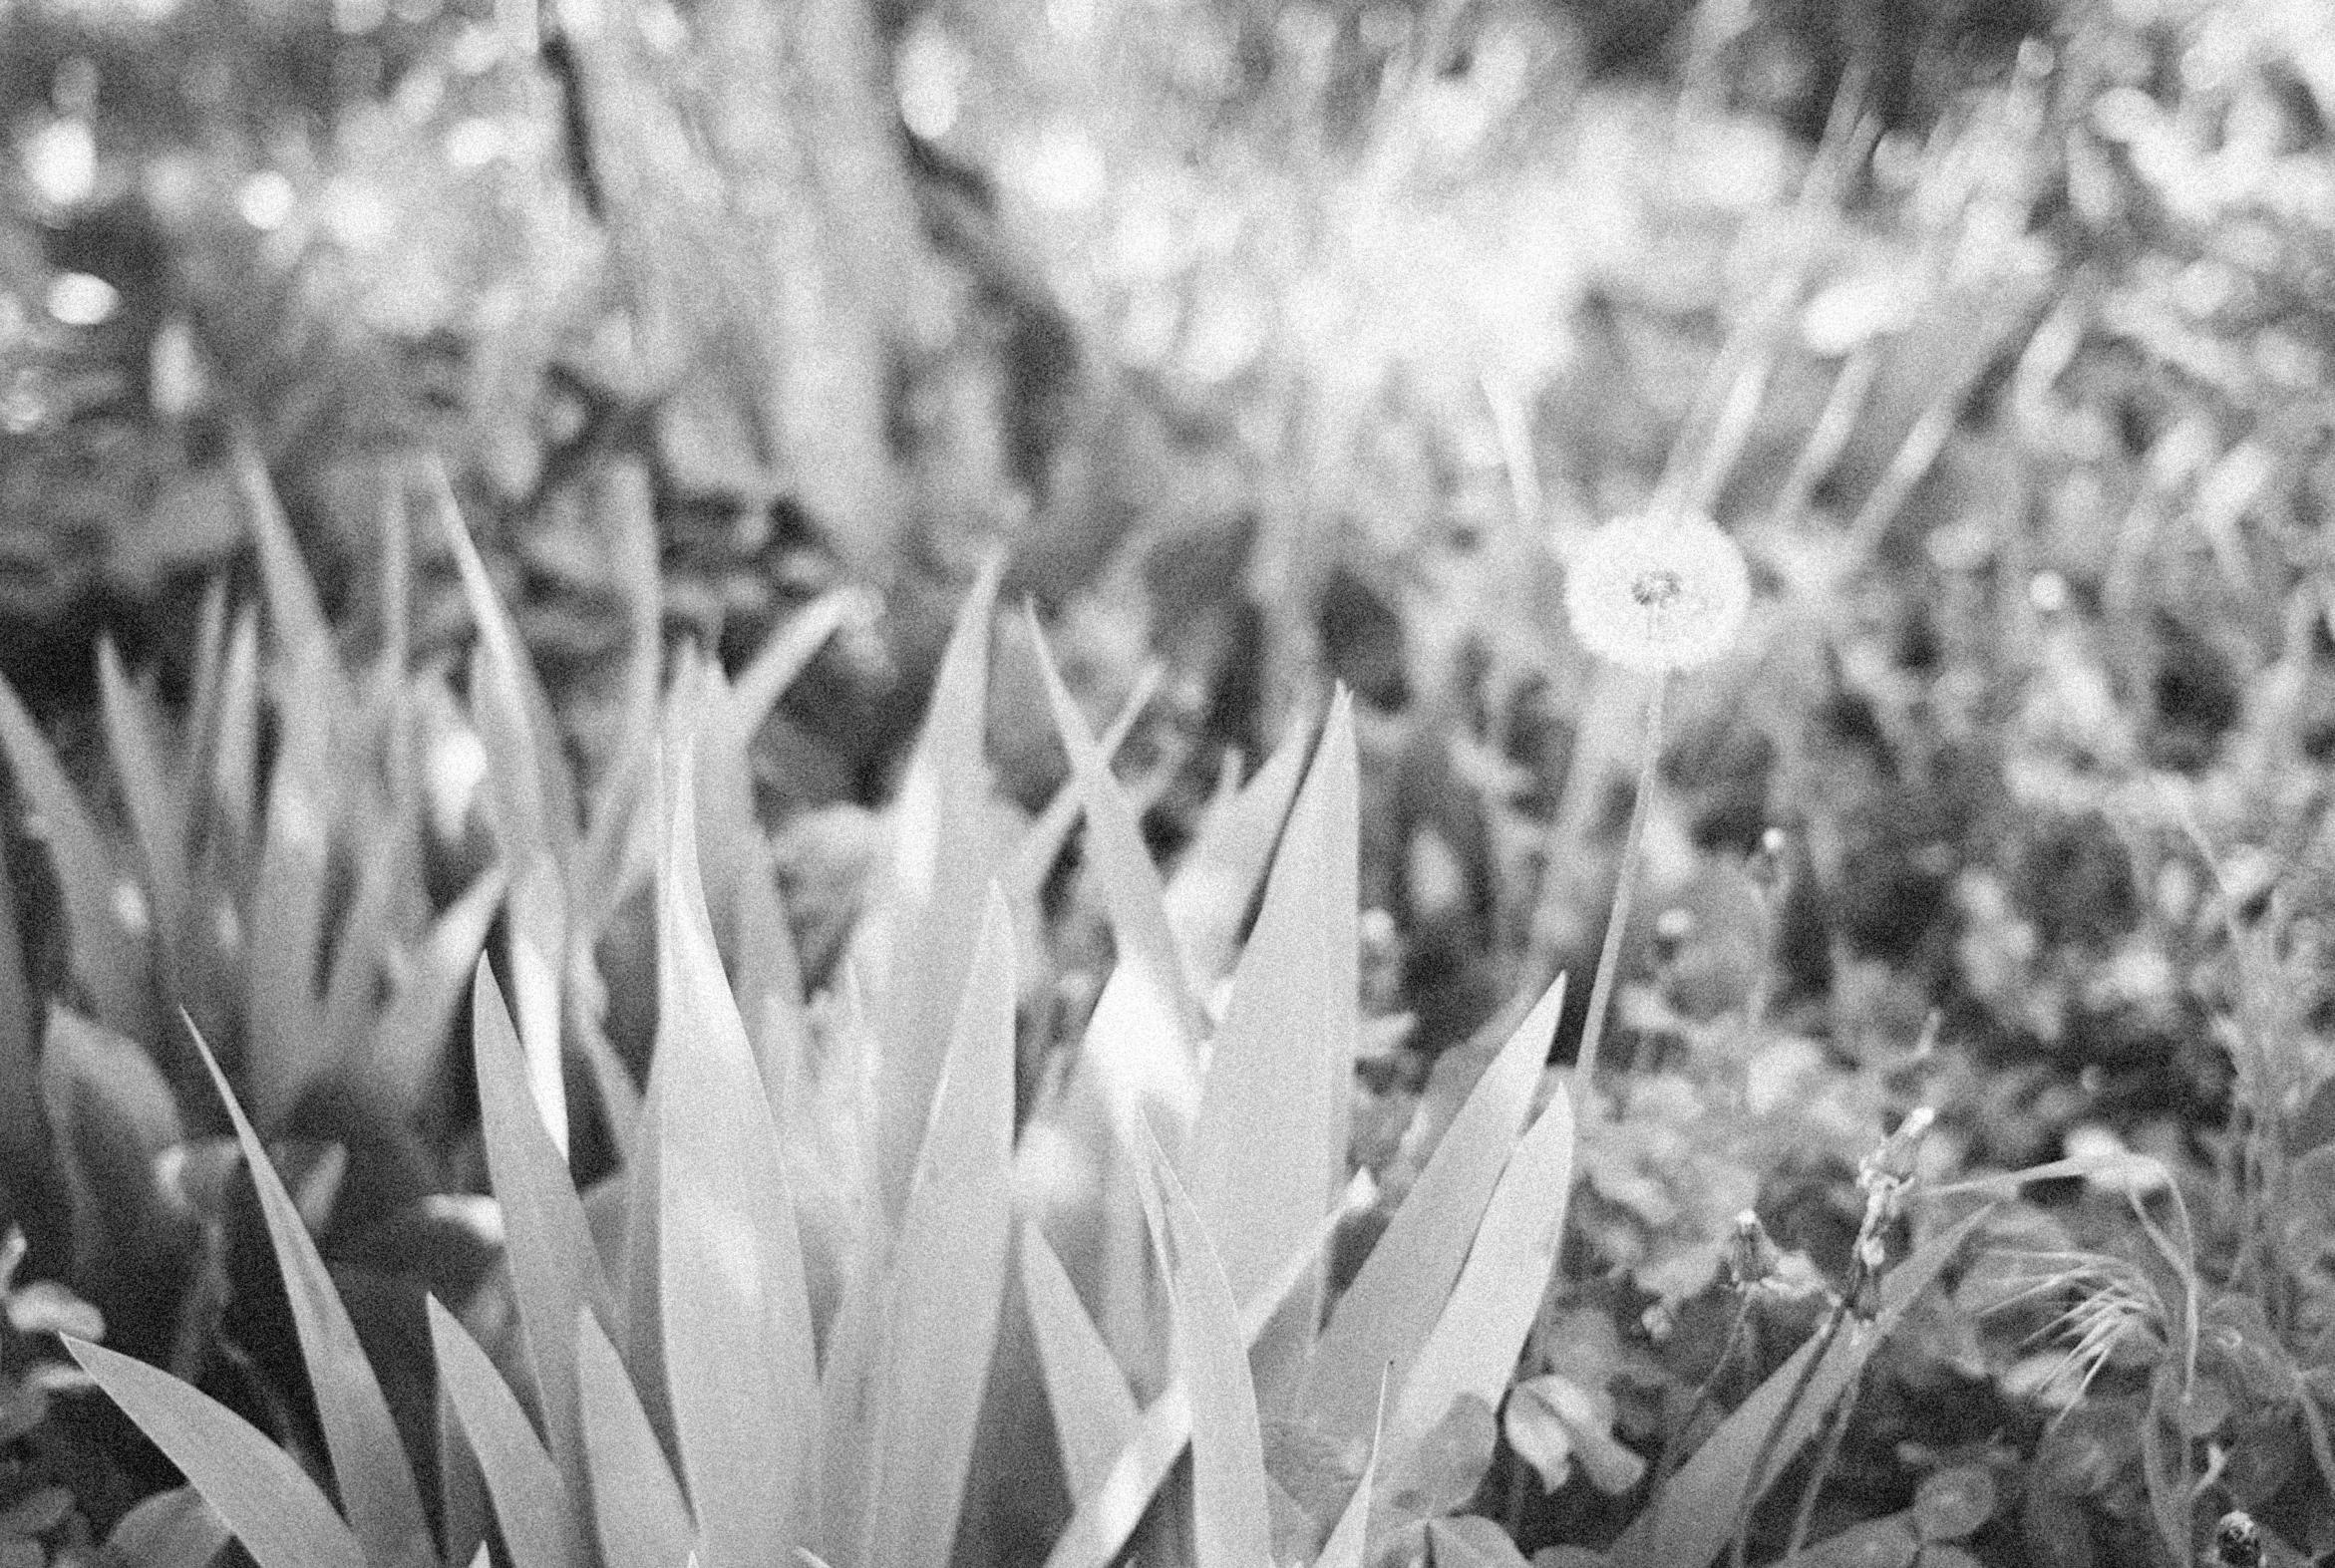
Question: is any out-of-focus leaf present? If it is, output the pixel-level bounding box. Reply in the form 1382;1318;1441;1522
572;462;663;943
67;1339;362;1568
732;585;869;741
1608;1205;1997;1568
104;1484;229;1568
658;748;819;1563
1426;1517;1533;1567
473;961;612;1523
97;640;191;977
1387;1086;1574;1465
40;1006;184;1295
204;609;263;860
1129;1119;1272;1568
319;822;414;1068
1185;694;1357;1368
246;693;332;1126
1305;976;1565;1448
1019;1222;1138;1503
366;866;508;1112
190;1030;435;1568
1799;1516;1918;1568
855;890;1017;1568
231;438;344;708
0;670;150;1041
1164;719;1308;989
861;560;1000;1222
1381;1394;1500;1526
438;1360;489;1568
426;1297;582;1568
576;1310;696;1568
0;847;45;1210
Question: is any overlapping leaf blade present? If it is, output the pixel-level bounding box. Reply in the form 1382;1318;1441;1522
576;1310;696;1568
1018;1221;1139;1502
427;1296;583;1568
67;1338;364;1568
191;1029;437;1568
856;888;1017;1568
656;749;819;1567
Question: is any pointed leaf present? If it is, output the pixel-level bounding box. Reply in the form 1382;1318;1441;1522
1019;1222;1139;1502
367;866;508;1111
472;962;612;1528
0;847;46;1204
41;1006;185;1295
232;437;344;705
1316;1370;1390;1568
658;747;819;1566
426;1297;583;1568
190;1029;436;1568
68;1338;363;1568
438;1370;488;1568
1006;663;1162;902
1185;697;1358;1326
1129;1120;1272;1568
1305;977;1566;1446
1387;1088;1575;1464
857;890;1017;1568
0;670;150;1039
862;561;1000;1221
98;639;192;968
246;696;333;1125
205;608;263;858
731;585;868;741
1165;719;1307;989
576;1310;696;1568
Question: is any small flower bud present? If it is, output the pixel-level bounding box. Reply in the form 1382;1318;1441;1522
1561;512;1752;674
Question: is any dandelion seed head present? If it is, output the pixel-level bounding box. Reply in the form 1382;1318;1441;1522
1561;512;1751;673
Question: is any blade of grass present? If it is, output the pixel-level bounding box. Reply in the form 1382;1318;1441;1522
1608;1203;1997;1568
0;669;151;1040
1383;1084;1575;1467
1019;1221;1140;1503
66;1338;364;1568
1183;693;1357;1363
1128;1118;1272;1568
0;845;45;1206
1303;975;1566;1448
472;962;614;1532
426;1296;584;1568
188;1023;437;1568
576;1310;697;1568
439;1367;489;1568
205;608;262;861
856;888;1017;1568
657;745;820;1564
863;559;1000;1222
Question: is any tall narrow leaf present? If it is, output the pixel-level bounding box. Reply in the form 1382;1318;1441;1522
231;436;345;707
861;560;1000;1221
856;889;1018;1568
1164;718;1309;991
1019;1222;1139;1502
367;865;509;1112
0;670;151;1040
473;963;613;1531
246;693;332;1125
190;1028;436;1568
657;748;819;1566
426;1297;583;1568
67;1339;364;1568
1184;695;1358;1338
1303;976;1566;1447
1385;1086;1575;1466
1316;1371;1391;1568
97;639;192;972
576;1311;697;1568
1129;1120;1272;1568
0;846;44;1205
731;585;868;740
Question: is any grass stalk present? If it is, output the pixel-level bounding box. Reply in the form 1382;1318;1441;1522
1566;672;1669;1122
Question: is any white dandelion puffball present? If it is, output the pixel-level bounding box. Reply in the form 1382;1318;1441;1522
1561;512;1752;673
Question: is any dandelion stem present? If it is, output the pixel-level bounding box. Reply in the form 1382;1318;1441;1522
1569;673;1668;1122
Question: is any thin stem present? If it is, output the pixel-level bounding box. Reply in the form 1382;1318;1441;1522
1570;673;1669;1120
